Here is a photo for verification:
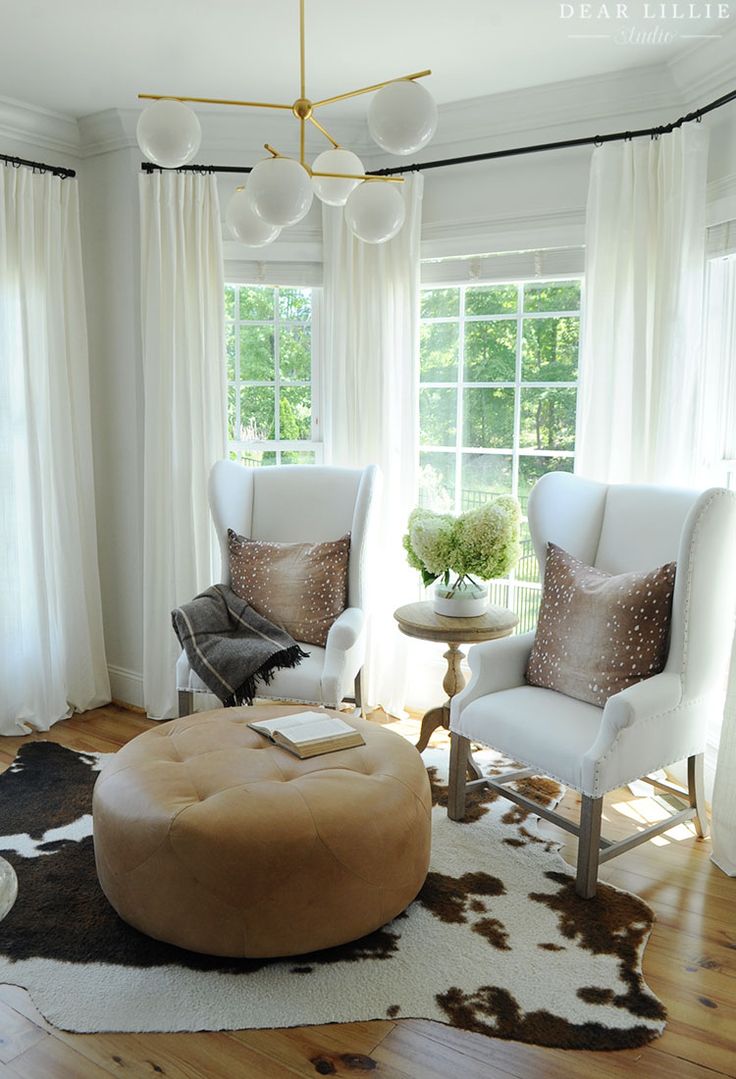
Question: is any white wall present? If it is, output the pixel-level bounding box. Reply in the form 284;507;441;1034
2;47;735;713
78;147;145;707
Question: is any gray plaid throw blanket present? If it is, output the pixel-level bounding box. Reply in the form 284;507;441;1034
172;585;308;707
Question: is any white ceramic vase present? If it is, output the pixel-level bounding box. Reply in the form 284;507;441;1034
433;579;489;618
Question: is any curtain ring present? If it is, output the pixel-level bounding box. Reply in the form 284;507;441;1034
593;136;603;148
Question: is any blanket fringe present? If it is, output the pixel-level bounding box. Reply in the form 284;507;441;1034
223;645;310;707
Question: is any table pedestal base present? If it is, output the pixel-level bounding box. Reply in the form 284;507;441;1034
414;643;483;779
415;704;448;754
415;641;465;752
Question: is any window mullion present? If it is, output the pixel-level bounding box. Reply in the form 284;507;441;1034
456;287;466;515
273;287;281;464
235;285;242;446
506;282;524;609
512;282;523;503
309;288;320;444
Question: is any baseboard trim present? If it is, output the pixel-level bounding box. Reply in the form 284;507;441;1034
111;698;147;716
107;665;144;711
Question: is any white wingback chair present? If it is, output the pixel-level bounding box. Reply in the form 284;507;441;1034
448;472;736;898
176;461;379;715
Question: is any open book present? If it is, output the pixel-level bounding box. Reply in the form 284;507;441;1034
247;711;365;759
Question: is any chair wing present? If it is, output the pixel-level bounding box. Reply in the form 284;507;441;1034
208;459;255;588
527;472;607;576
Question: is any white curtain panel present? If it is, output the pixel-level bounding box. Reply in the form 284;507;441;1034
140;172;226;720
576;126;709;484
575;129;736;874
699;254;736;479
702;254;736;875
321;175;423;715
712;633;736;875
0;167;110;734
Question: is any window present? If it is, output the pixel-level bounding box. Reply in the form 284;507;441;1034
225;284;321;466
418;278;582;631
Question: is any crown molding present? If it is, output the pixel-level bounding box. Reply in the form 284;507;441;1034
413;65;682;160
77;105;375;162
77;109;135;157
0;95;80;157
73;62;688;166
668;23;736;105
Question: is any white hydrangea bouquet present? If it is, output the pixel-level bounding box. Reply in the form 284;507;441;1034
403;497;521;617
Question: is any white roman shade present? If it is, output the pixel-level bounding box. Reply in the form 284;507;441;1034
223;258;323;287
421;245;585;286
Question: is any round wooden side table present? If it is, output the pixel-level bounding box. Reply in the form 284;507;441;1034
394;601;518;753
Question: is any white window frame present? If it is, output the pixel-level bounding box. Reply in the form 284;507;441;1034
419;276;583;629
226;282;323;466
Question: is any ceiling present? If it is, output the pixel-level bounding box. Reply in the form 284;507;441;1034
0;0;727;120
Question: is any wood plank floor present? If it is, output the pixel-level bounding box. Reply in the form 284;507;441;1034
0;704;732;1078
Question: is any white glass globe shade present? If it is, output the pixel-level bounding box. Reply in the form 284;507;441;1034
367;80;438;156
247;157;314;227
312;148;364;206
344;182;405;244
136;99;201;168
225;187;281;247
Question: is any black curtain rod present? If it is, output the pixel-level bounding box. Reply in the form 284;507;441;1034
1;151;75;179
371;84;736;175
141;162;249;174
141;84;736;178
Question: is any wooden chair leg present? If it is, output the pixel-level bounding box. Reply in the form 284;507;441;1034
576;795;603;899
448;733;470;821
688;753;709;839
178;690;195;718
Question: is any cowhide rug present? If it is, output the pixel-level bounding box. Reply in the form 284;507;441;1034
0;739;666;1046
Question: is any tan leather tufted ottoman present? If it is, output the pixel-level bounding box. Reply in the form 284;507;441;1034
92;706;432;958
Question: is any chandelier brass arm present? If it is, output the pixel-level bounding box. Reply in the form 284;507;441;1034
261;141;403;182
311;171;403;183
137;68;433;118
311;69;432;110
137;93;293;111
308;114;339;149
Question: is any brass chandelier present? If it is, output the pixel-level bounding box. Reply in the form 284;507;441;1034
136;0;437;245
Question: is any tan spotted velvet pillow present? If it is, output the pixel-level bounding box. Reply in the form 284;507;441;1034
526;542;676;707
227;529;350;648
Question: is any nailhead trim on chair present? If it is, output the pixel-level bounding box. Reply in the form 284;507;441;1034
591;700;709;797
589;490;730;797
